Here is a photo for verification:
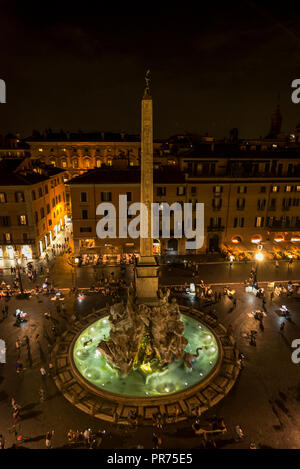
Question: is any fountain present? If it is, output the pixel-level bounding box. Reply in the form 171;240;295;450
51;74;239;422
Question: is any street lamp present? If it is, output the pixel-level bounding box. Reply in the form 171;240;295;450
16;257;24;296
254;249;264;287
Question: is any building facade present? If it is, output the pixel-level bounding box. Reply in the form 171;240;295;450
0;159;68;261
68;144;300;259
27;131;164;181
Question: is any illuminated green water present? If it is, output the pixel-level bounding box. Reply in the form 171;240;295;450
73;314;219;397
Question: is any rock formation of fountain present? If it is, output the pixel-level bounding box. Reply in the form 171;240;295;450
97;287;188;375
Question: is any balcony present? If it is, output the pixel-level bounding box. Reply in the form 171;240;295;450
207;226;225;232
267;224;300;231
2;239;35;245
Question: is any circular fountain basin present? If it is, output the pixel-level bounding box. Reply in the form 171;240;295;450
72;314;219;398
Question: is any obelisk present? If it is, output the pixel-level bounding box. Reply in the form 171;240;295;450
135;70;159;302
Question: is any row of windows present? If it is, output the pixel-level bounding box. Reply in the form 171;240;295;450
32;185;49;200
51;159;113;169
213;185;300;194
222;197;300;211
80;191;132;203
34;206;64;223
0;191;25;203
2;232;29;242
0;215;27;226
0;185;65;204
254;216;300;228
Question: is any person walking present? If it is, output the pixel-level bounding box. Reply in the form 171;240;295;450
40;366;47;379
280;322;285;332
39;387;46;402
15;339;21;356
45;430;54;449
0;434;5;449
83;428;90;447
152;432;162;449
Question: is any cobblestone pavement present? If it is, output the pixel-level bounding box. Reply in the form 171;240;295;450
0;264;300;449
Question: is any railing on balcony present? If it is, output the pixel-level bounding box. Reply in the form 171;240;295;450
207;226;225;232
267;223;300;231
1;239;35;245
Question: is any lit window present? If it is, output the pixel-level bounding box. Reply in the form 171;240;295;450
15;191;25;202
255;217;264;227
0;192;7;203
285;185;292;192
272;185;279;192
19;215;27;225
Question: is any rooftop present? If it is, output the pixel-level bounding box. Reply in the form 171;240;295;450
68;166;186;185
0;159;65;186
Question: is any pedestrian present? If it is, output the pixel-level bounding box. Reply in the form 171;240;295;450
45;430;54;449
270;291;274;301
15;339;21;355
12;404;21;422
152;432;162;449
280;322;285;332
233;298;237;308
39;387;46;402
15;359;23;374
40;366;47;379
83;428;90;447
0;434;5;449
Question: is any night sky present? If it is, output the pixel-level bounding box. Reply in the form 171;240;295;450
1;1;300;139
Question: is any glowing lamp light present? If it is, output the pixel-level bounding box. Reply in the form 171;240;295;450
255;252;263;261
140;363;152;374
291;237;300;242
74;257;79;264
274;237;284;242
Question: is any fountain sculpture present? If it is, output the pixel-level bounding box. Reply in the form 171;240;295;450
97;288;191;376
